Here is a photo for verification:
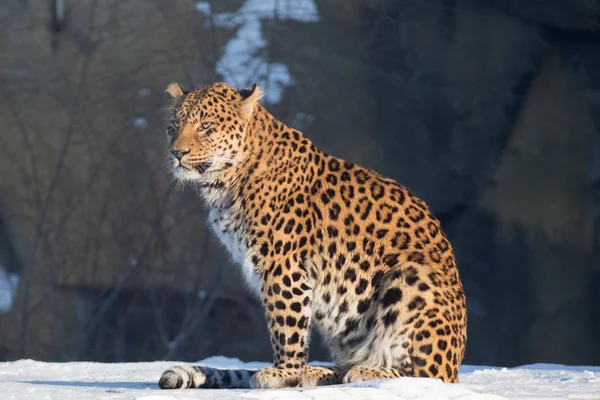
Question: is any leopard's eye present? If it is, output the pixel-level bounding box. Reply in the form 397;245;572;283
201;121;214;131
166;124;177;137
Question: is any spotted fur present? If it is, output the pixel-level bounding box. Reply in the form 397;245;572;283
159;82;467;389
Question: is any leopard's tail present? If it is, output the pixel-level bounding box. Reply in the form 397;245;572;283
159;365;257;389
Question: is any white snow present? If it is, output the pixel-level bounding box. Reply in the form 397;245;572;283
0;265;19;313
290;112;316;130
1;356;599;399
137;88;151;97
195;1;319;25
195;0;319;104
132;117;148;129
194;2;211;16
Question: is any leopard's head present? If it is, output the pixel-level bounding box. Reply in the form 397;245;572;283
164;81;263;182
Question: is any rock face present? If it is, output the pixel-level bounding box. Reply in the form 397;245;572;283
359;0;600;366
359;1;600;366
0;0;599;366
478;48;598;365
0;0;249;362
489;0;600;32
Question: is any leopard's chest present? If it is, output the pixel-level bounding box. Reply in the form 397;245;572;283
208;207;262;296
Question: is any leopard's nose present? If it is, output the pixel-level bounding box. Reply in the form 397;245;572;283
171;148;190;160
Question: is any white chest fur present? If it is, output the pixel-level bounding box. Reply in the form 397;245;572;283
208;207;262;296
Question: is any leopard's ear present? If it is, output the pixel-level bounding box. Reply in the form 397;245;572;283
239;83;264;120
166;82;185;98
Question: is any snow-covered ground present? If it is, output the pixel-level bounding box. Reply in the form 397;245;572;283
1;356;599;400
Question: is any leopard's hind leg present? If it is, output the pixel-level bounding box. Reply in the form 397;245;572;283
337;261;465;384
343;366;406;383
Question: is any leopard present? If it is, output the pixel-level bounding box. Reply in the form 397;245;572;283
158;81;467;390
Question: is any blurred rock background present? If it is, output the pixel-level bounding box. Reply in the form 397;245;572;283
0;0;598;367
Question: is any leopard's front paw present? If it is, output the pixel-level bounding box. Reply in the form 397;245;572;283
250;366;302;389
301;365;343;387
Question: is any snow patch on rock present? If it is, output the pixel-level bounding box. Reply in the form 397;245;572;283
195;0;319;104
